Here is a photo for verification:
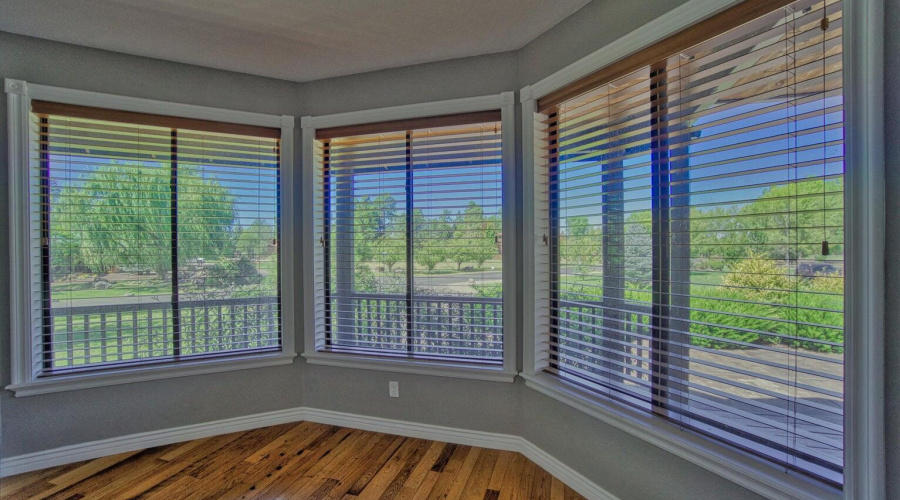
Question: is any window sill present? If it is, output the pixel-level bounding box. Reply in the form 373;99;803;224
519;373;841;500
302;351;517;383
6;352;297;397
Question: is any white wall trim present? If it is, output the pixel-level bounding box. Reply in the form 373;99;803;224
0;407;308;478
10;79;285;128
0;406;618;500
5;79;34;387
302;93;510;130
842;0;886;498
521;0;743;102
300;92;518;377
302;352;517;383
6;352;297;397
4;79;298;395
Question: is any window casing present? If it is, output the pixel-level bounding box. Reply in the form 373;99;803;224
5;82;296;394
532;0;844;486
317;115;502;362
304;96;516;377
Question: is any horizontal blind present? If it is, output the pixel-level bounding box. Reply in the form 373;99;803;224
32;106;281;375
317;117;503;362
541;0;843;484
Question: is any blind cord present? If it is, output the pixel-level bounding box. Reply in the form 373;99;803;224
821;1;830;256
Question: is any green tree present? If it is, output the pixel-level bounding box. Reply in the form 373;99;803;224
379;233;406;272
562;216;601;274
451;202;499;270
354;194;399;265
52;162;235;279
237;219;275;260
414;209;452;271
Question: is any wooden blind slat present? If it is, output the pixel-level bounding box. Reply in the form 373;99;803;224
31;100;282;138
536;0;799;112
315;110;501;140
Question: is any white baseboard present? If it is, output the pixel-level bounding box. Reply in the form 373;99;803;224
0;407;617;500
0;407;307;479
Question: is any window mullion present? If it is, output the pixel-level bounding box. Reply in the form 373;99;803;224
547;111;561;370
649;62;671;415
323;139;333;347
170;129;181;357
405;131;414;354
39;116;53;372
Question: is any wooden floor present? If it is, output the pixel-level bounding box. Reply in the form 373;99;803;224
0;422;587;500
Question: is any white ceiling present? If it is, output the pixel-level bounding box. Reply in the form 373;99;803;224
0;0;592;83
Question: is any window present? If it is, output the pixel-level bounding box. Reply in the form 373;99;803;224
6;89;295;391
308;105;513;371
531;0;844;485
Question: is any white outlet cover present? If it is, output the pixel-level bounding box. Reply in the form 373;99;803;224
389;381;399;397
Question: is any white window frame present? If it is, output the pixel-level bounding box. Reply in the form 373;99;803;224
519;0;885;499
4;79;298;397
301;93;518;383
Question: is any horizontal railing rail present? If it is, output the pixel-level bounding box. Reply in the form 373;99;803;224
43;296;281;372
328;292;503;361
49;296;279;317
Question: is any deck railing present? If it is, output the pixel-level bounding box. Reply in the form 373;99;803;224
327;292;504;361
45;296;280;370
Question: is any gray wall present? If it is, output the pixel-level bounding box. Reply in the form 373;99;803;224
517;0;690;84
882;0;899;496
0;0;893;496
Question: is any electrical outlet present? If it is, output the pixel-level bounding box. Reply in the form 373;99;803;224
389;381;399;398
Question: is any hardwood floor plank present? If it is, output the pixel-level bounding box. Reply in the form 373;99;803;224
550;477;565;500
424;444;472;500
0;423;586;500
485;450;513;492
282;429;376;499
344;436;408;496
364;438;431;500
242;426;355;500
402;470;441;500
530;467;553;500
243;422;314;464
325;435;406;500
354;438;423;500
564;485;583;500
497;452;527;500
442;447;481;500
391;441;445;500
0;463;81;500
458;448;499;499
515;459;538;500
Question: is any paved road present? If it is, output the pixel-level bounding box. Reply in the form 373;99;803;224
376;270;502;293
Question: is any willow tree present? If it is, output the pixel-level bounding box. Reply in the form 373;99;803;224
51;162;235;279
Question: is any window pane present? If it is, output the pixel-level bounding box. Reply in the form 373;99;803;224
36;113;281;373
321;120;503;362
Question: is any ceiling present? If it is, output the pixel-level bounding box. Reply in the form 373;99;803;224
0;0;592;83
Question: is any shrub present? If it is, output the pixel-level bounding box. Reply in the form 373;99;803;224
721;253;793;303
472;282;503;299
206;257;262;287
